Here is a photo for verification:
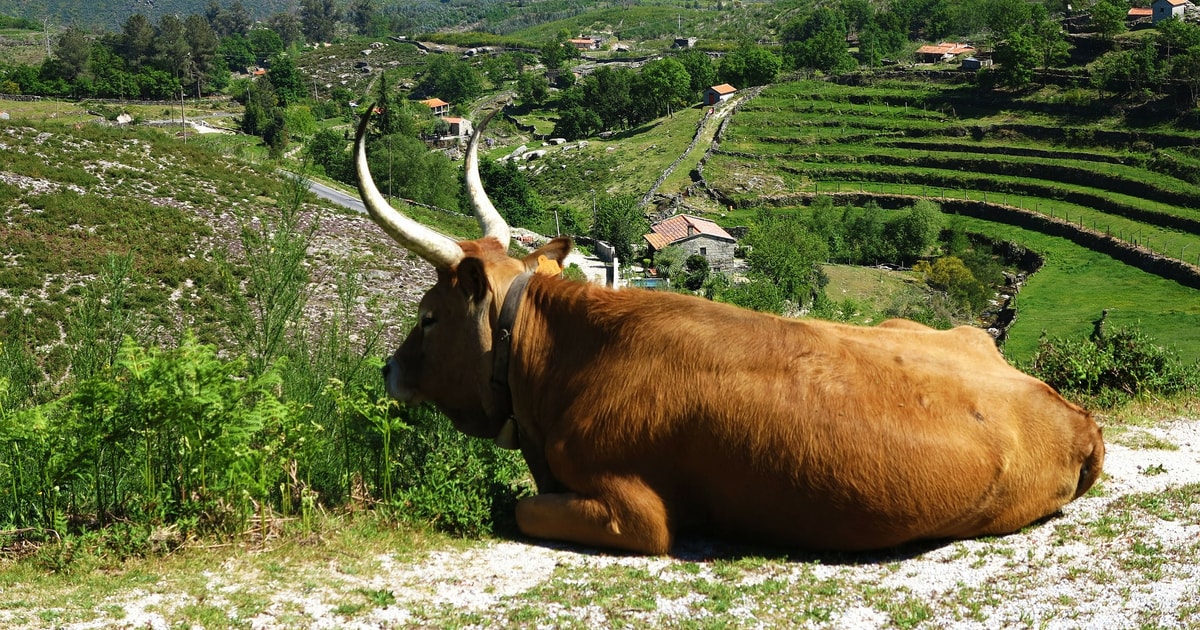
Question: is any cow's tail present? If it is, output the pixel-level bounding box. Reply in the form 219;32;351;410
1074;420;1105;499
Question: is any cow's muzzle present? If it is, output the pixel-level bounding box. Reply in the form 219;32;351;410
381;357;418;402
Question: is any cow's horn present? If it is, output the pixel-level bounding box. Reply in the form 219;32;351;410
354;108;465;268
464;107;510;250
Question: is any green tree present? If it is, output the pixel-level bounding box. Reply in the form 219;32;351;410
184;14;220;97
52;25;92;84
888;200;942;263
206;0;251;37
992;32;1037;88
366;134;461;211
580;66;634;130
1157;17;1200;58
712;272;786;314
913;257;989;313
347;0;377;35
477;158;544;228
218;34;255;72
674;49;718;96
153;15;191;83
590;194;648;263
1028;5;1070;69
635;57;693;120
414;55;483;105
307;128;350;181
266;12;304;49
859;12;908;66
744;209;829;305
118;13;155;70
552;105;602;140
719;44;781;88
1089;0;1127;40
682;255;710;291
249;28;285;63
516;71;550;107
267;52;305;106
783;8;856;74
300;0;341;44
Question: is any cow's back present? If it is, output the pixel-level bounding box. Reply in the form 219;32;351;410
513;281;1104;551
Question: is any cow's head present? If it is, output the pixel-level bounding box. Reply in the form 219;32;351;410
354;105;570;439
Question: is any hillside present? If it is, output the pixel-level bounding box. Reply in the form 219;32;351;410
0;117;434;368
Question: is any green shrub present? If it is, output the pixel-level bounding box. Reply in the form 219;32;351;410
1026;322;1200;406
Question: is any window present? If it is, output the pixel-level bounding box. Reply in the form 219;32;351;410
700;247;707;256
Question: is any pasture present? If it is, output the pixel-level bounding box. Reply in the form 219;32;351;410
703;78;1200;362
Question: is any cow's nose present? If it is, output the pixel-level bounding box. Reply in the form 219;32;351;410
381;362;391;381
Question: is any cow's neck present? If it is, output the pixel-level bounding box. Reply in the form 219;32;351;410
489;271;533;450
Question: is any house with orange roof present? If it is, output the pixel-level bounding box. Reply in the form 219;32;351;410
644;215;737;271
915;42;975;63
419;97;450;116
704;84;738;106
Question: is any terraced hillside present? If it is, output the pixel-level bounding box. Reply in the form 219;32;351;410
702;78;1200;362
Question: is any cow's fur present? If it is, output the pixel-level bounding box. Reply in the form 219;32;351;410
383;237;1105;554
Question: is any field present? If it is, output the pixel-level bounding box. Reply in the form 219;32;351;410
702;78;1200;362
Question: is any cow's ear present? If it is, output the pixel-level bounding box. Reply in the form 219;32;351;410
522;237;573;274
456;257;491;302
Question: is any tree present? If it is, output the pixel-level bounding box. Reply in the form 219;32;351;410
307;128;350;181
267;52;305;106
983;0;1032;40
711;271;786;313
744;209;829;305
782;9;856;74
719;44;781;88
859;12;908;66
52;25;92;84
590;194;648;263
682;255;710;291
152;15;191;82
218;34;255;72
206;0;251;38
184;14;220;97
580;66;634;130
651;245;686;280
266;13;304;49
1156;17;1200;59
516;71;550;107
477;158;544;227
414;55;483;105
634;57;693;120
347;0;378;36
300;0;341;44
992;32;1038;88
118;13;155;70
366;134;461;211
1089;0;1127;40
1028;5;1070;70
249;28;285;63
674;49;717;96
552;105;602;140
888;200;942;263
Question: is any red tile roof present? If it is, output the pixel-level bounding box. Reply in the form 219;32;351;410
644;215;735;249
420;97;449;108
1128;7;1153;16
915;42;975;57
709;83;737;95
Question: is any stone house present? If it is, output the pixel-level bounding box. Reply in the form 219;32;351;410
644;215;737;272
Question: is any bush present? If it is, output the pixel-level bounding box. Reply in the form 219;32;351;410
1026;321;1200;406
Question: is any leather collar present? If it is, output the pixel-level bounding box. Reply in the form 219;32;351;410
490;272;532;449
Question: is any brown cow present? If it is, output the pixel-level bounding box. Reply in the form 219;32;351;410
353;108;1104;555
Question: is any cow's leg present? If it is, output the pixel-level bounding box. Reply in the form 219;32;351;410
515;484;672;555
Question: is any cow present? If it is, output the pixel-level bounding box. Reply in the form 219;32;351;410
352;107;1105;555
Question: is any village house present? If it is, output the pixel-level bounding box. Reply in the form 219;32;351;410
915;42;975;63
419;97;450;116
1152;0;1194;22
644;215;738;272
569;35;603;51
704;84;737;106
440;116;472;138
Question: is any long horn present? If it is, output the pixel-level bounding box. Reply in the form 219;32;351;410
464;107;511;250
354;108;464;268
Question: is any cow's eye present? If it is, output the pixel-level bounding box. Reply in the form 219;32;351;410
420;313;436;329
